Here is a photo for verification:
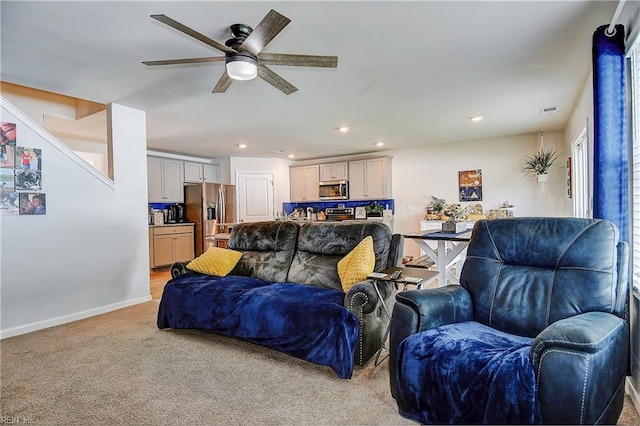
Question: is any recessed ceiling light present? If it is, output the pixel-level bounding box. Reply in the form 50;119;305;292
375;141;385;147
338;126;350;133
288;154;295;158
470;116;484;122
237;144;247;149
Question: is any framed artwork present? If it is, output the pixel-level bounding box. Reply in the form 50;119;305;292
15;146;42;171
0;122;16;146
459;169;483;202
19;192;46;215
1;145;16;168
15;170;42;191
0;168;15;190
0;191;19;215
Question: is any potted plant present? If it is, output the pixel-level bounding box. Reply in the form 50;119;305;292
427;196;447;220
522;147;559;182
365;201;384;218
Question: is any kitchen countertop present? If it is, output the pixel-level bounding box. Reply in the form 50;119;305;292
149;222;195;228
288;218;394;223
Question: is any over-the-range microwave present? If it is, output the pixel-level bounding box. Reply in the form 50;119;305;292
318;180;349;200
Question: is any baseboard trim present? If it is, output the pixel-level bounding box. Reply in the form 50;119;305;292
0;295;152;339
626;377;640;416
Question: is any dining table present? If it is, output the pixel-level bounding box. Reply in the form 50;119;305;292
402;229;473;286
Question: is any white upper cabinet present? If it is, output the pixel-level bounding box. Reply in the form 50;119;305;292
184;161;220;183
147;157;184;202
319;162;348;181
290;165;320;201
348;157;392;200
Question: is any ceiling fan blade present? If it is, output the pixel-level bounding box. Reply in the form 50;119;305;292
143;57;225;66
151;14;236;54
258;53;338;68
239;9;291;55
212;70;233;93
258;64;298;95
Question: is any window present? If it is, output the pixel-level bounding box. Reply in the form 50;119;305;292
630;35;640;292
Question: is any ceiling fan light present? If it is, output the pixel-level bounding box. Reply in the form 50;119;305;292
226;56;258;81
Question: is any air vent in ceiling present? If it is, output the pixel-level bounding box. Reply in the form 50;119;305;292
540;106;558;115
270;149;288;154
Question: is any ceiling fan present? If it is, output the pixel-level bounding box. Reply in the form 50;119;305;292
142;9;338;95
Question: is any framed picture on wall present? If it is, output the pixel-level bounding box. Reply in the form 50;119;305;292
459;169;483;202
19;192;46;215
15;170;42;191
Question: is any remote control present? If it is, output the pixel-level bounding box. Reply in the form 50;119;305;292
390;270;402;280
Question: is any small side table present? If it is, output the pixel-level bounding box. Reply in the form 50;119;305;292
368;267;438;365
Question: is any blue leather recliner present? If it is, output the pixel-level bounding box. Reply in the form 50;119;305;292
389;218;629;424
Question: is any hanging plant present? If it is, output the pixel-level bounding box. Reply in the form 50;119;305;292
521;147;559;177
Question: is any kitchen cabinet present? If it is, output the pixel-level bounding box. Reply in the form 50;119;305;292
319;162;348;181
147;157;184;203
184;161;220;183
290;165;319;201
348;157;392;200
149;225;195;268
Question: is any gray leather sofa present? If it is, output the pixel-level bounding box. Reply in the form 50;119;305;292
170;220;403;367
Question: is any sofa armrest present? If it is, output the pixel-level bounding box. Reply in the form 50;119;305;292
170;261;193;278
344;280;396;315
531;312;628;424
389;285;473;398
345;279;397;366
392;285;473;333
386;234;405;268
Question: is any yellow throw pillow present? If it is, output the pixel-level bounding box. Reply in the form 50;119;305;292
337;236;375;292
186;247;243;276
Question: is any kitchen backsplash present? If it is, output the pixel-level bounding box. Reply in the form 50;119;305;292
282;199;394;215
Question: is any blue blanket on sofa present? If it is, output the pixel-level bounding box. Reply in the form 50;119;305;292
157;274;360;379
396;321;540;424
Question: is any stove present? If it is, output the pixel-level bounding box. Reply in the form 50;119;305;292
325;207;355;221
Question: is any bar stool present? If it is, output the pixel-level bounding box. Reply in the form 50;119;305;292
214;223;230;248
214;232;230;247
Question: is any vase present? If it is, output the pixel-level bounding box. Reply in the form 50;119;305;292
537;173;549;183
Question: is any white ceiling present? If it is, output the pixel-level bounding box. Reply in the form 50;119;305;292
1;1;636;161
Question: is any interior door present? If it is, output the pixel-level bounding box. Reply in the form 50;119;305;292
237;172;274;223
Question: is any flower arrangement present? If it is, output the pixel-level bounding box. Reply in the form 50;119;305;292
444;203;469;223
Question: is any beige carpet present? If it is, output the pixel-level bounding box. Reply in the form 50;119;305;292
1;301;638;425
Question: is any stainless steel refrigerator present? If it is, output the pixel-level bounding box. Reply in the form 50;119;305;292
184;183;237;256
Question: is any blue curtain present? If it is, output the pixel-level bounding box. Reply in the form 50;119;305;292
592;24;628;243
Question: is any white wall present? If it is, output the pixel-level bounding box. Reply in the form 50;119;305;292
0;100;150;338
387;131;571;258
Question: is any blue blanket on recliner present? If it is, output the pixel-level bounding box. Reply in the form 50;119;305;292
157;274;360;379
396;321;540;424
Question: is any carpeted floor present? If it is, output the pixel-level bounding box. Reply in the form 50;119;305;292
1;300;638;425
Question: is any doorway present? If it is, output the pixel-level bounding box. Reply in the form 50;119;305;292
571;127;590;218
236;172;275;223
